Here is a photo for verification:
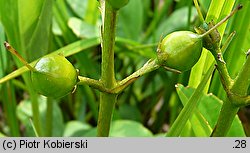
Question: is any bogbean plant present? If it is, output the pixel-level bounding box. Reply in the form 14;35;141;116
1;0;250;137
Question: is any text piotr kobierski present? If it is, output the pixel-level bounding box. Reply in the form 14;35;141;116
19;139;88;149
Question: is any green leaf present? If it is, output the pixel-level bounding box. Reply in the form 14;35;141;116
53;0;77;43
16;96;64;136
83;120;153;137
0;0;54;135
68;17;99;38
180;121;196;137
66;0;88;19
167;65;215;137
176;84;212;136
117;0;143;41
83;128;97;137
153;6;197;42
0;132;5;137
177;84;246;137
118;104;142;122
0;0;53;61
0;22;7;79
63;121;92;137
109;120;153;137
78;86;99;122
199;0;212;12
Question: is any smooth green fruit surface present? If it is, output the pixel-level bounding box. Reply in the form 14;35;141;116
107;0;129;10
31;54;77;98
157;31;203;72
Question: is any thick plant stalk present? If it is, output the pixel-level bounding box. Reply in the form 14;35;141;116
231;53;250;96
212;52;250;136
45;98;53;137
211;99;239;136
97;1;117;137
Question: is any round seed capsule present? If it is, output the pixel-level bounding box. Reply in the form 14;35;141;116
157;31;203;72
31;54;77;98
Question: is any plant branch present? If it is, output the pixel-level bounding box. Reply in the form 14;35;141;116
211;50;250;136
77;76;109;93
45;98;53;137
97;0;117;137
211;99;239;137
112;59;159;93
213;48;234;92
4;42;36;71
78;59;160;94
231;52;250;96
232;95;250;107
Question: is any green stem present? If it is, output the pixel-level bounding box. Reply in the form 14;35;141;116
97;1;117;137
113;59;159;93
78;76;109;93
211;99;239;137
29;118;39;137
193;0;205;22
199;4;242;38
211;47;250;137
100;2;117;87
213;48;233;92
21;74;42;136
2;82;20;136
226;51;250;107
98;94;117;136
4;42;36;71
45;98;53;137
30;88;42;136
209;48;238;137
78;59;159;94
231;54;250;96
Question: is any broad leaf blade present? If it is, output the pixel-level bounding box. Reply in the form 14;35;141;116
16;96;64;136
83;120;153;137
176;84;212;136
110;120;153;137
0;0;53;61
117;0;143;41
167;65;214;137
63;121;92;137
177;84;245;137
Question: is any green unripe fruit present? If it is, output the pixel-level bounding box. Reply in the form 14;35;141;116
107;0;129;10
157;31;203;72
4;42;78;99
31;54;77;98
156;5;242;72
